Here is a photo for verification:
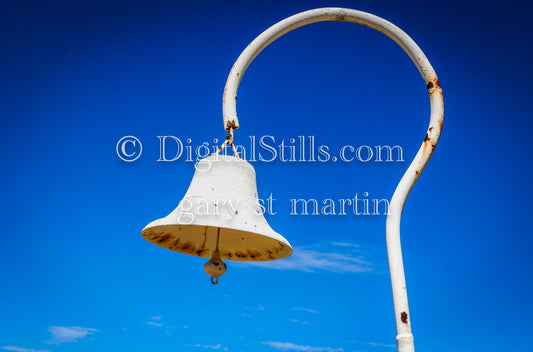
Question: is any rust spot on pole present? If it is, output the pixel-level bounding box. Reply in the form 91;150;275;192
401;312;408;324
426;78;441;90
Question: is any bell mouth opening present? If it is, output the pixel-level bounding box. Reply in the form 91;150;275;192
142;224;292;262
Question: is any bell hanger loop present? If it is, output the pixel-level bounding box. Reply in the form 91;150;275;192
216;126;240;158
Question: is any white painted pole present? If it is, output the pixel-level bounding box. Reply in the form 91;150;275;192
221;8;444;352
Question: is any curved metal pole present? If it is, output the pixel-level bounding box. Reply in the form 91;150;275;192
222;8;443;352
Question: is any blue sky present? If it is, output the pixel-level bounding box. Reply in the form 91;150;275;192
1;0;532;351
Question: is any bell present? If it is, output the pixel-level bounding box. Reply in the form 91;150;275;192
141;153;293;284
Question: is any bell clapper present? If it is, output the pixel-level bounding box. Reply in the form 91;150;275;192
204;228;227;285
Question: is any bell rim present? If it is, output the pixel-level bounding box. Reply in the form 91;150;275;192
141;223;293;262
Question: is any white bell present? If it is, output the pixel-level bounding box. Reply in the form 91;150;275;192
141;153;292;284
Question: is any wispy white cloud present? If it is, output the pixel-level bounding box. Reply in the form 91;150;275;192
46;326;98;344
262;341;343;352
330;242;360;249
192;343;228;351
145;321;164;327
367;342;396;348
144;315;165;328
1;347;50;352
142;316;176;335
291;307;318;314
289;319;310;325
238;243;371;273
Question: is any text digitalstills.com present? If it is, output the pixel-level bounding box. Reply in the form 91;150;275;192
116;135;405;164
